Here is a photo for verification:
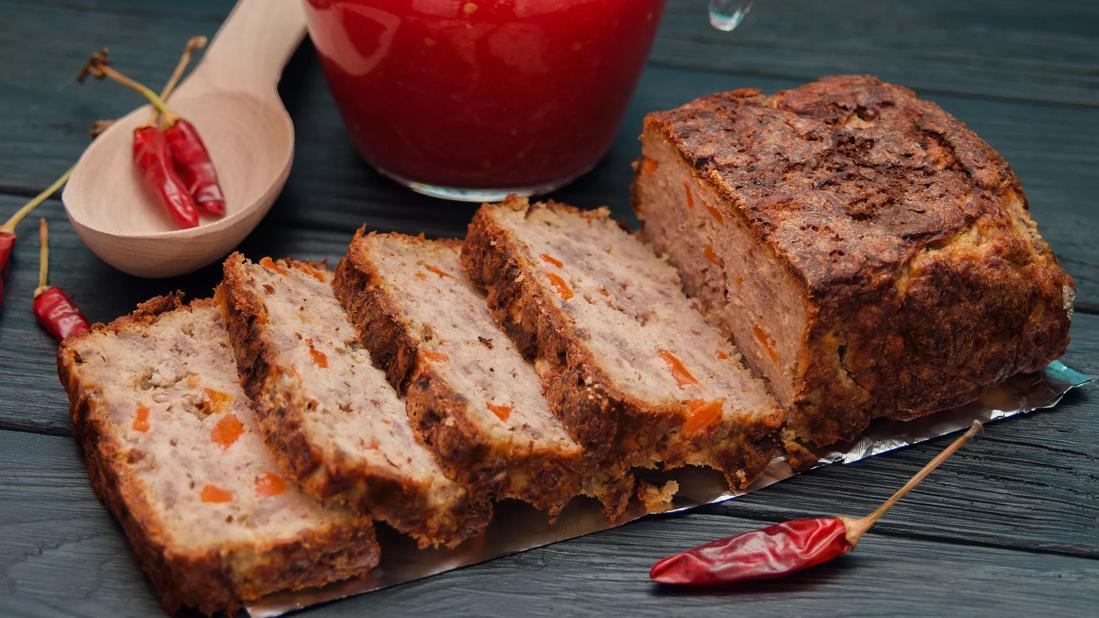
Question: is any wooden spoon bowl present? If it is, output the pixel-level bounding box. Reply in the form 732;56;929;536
62;0;305;278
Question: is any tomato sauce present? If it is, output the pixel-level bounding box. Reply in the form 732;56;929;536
305;0;665;196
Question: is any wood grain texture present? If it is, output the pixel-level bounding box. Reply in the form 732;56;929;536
1;430;1097;618
653;0;1099;107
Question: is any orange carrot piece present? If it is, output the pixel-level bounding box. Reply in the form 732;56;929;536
422;349;449;362
547;272;574;300
132;404;150;432
424;264;453;279
658;350;699;388
683;399;724;434
308;341;329;368
255;472;288;497
200;484;233;503
488;404;512;421
211;413;244;449
540;253;564;268
259;256;288;275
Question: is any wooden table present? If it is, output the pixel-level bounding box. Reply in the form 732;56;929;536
1;1;1096;615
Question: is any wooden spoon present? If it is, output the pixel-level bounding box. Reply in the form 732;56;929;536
62;0;306;278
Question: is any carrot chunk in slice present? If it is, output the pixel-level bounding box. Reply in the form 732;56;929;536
658;350;699;388
488;404;512;421
255;472;288;497
704;244;722;266
683;399;724;434
203;388;234;414
308;340;329;368
259;256;288;275
424;264;453;279
211;413;245;449
546;272;574;301
132;404;150;432
422;349;449;362
201;484;233;503
752;324;780;364
540;253;564;268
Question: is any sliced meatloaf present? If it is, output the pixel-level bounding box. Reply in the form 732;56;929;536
57;294;379;616
218;253;490;548
632;75;1075;466
335;231;633;516
463;197;785;490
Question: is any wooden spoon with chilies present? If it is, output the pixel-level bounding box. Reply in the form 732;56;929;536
63;0;306;278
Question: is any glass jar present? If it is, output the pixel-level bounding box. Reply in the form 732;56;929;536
305;0;666;201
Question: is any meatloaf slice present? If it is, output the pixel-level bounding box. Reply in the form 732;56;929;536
335;231;634;517
463;197;785;490
57;295;379;616
218;253;490;548
633;75;1075;466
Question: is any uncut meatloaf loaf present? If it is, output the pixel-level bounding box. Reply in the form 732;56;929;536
464;197;785;490
335;231;633;517
57;294;379;616
218;254;490;548
633;75;1075;465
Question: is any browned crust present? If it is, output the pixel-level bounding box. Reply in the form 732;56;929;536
57;294;380;616
637;75;1075;461
462;198;781;496
217;253;490;549
334;230;588;515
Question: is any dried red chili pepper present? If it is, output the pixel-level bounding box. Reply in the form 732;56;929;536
33;219;90;341
164;118;225;216
155;37;224;216
132;126;200;228
79;46;224;221
650;421;982;585
0;169;72;306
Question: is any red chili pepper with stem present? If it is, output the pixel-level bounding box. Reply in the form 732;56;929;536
0;168;72;306
79;48;223;221
33;218;90;341
650;421;983;585
154;37;224;216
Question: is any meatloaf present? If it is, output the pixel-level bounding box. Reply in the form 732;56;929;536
57;294;379;616
218;254;490;548
463;197;785;490
632;74;1075;465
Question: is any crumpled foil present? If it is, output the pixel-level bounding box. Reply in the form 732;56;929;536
248;361;1093;617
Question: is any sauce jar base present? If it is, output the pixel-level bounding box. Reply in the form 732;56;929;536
376;164;595;204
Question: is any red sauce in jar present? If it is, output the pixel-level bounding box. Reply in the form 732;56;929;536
305;0;665;194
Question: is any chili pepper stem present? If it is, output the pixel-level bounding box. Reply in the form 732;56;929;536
159;36;207;103
35;218;49;297
80;52;178;127
840;420;983;546
0;168;72;235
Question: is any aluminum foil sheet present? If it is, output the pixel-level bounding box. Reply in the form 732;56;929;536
248;361;1093;617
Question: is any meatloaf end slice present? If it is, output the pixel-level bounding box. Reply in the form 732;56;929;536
218;253;490;548
463;197;785;490
633;75;1075;466
335;231;635;517
57;294;379;616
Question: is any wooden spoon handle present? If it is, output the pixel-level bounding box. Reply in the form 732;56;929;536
190;0;307;94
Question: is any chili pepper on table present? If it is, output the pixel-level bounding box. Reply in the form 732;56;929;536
650;420;983;585
33;218;90;341
0;168;72;307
